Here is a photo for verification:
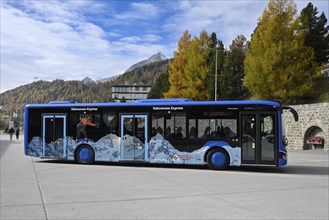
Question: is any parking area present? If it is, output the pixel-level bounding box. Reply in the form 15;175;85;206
1;133;328;219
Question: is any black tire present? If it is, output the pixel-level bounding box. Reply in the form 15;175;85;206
206;148;229;170
75;145;95;165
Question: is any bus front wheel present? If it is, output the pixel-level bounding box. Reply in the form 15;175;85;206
207;148;229;170
75;145;95;165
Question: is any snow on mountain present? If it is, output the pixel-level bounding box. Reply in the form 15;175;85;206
96;74;121;83
125;53;167;73
82;77;93;84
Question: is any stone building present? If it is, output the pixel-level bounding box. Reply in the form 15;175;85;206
283;103;329;151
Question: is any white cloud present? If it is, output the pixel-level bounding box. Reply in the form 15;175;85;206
1;0;328;93
119;36;142;43
163;0;328;47
119;34;163;44
113;2;160;21
1;1;116;92
162;1;268;46
0;2;151;92
144;34;163;43
0;1;166;92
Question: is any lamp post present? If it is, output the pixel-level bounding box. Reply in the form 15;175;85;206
215;45;218;101
200;44;221;101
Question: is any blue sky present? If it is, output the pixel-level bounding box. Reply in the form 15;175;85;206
1;0;328;93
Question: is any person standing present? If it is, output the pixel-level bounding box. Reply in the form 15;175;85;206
8;127;14;141
16;128;20;140
76;117;96;142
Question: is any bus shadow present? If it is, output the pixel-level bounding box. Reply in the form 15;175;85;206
231;165;329;176
35;159;209;170
35;160;328;175
280;165;329;176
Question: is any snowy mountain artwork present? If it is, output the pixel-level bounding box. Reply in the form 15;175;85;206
26;133;208;165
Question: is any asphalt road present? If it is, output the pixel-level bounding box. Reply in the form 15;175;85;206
1;134;328;219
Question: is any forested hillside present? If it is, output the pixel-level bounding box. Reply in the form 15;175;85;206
0;80;113;119
114;59;169;85
0;59;169;121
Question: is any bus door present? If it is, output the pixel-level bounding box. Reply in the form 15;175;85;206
120;115;148;161
240;113;276;165
42;114;67;158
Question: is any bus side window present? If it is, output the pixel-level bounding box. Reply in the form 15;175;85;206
93;114;101;128
221;119;237;137
103;112;117;135
151;114;164;137
166;114;186;140
198;119;210;139
189;119;197;139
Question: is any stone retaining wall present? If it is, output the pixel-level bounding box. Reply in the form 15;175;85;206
283;103;329;151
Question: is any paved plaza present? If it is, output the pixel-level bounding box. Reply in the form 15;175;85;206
1;133;328;219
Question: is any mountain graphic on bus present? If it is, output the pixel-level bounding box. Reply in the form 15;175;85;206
26;133;208;165
149;133;207;164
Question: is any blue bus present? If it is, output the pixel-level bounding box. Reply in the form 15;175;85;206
24;99;298;170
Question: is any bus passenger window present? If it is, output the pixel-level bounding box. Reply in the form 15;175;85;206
165;126;171;138
221;119;237;137
103;112;117;134
166;114;186;140
151;114;164;137
78;114;99;129
189;119;197;139
92;114;101;128
195;118;237;140
198;119;210;139
202;127;211;139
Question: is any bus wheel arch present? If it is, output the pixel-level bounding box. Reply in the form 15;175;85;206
205;147;230;170
75;144;95;165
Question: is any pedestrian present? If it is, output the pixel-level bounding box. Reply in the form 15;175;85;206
16;128;20;140
8;127;15;141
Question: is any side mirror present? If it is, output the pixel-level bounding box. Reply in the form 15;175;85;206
289;108;298;122
275;106;299;122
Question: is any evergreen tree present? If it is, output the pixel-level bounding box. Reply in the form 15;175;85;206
300;3;329;66
244;0;316;103
147;70;170;98
220;35;247;100
183;31;211;100
164;30;192;98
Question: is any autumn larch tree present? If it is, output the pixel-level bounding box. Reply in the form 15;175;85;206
164;30;191;98
183;30;211;100
244;0;316;103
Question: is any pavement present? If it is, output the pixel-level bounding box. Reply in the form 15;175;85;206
1;133;328;220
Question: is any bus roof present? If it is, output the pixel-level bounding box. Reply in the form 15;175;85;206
25;99;282;108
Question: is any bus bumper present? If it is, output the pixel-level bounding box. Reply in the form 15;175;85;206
278;153;288;166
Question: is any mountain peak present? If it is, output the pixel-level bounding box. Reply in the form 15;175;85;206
125;53;167;73
148;53;167;62
82;77;93;84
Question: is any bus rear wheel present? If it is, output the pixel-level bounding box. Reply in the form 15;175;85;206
207;148;229;170
75;145;95;165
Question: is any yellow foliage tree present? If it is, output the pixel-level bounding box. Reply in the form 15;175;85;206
164;30;191;98
244;0;316;103
183;31;211;100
